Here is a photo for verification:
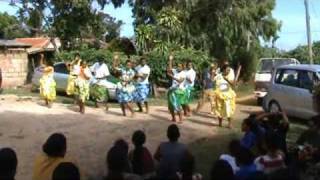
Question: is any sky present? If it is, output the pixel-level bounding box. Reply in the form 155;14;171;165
0;0;320;51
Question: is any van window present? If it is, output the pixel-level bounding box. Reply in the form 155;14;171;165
299;71;314;90
54;63;69;74
276;69;299;87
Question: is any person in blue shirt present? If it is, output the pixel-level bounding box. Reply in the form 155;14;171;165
235;146;258;180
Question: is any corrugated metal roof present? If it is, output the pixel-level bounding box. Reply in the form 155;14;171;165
0;40;31;47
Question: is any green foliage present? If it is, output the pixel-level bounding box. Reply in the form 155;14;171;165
0;12;29;39
282;41;320;64
108;38;136;55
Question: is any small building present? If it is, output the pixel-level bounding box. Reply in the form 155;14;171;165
15;37;61;82
0;40;31;88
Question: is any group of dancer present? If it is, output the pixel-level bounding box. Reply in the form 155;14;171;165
167;55;236;128
38;53;236;127
39;53;151;116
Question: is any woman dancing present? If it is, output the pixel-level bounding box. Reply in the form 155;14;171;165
167;55;186;123
39;61;56;108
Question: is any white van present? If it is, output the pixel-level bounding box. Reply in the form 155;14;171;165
254;58;300;104
263;64;320;119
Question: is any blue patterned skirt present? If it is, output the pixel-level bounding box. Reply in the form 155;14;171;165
133;83;150;103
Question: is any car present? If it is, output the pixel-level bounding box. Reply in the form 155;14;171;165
31;62;117;100
254;58;300;105
263;64;320;119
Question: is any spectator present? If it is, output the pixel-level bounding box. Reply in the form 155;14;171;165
33;133;76;180
52;162;80;180
220;139;241;173
210;160;234;180
254;133;286;174
105;145;141;180
240;115;265;153
129;130;155;178
256;111;289;156
154;124;188;179
235;147;258;180
0;148;17;180
175;153;202;180
114;139;132;173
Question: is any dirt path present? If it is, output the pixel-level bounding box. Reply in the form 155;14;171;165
0;95;260;180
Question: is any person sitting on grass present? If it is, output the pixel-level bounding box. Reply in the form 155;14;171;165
154;124;188;179
52;162;80;180
105;145;142;180
0;147;17;180
33;133;77;180
175;152;202;180
219;139;241;174
235;146;258;180
254;132;286;174
240;115;266;154
129;130;155;179
210;160;235;180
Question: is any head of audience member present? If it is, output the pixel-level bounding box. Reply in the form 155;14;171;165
210;65;217;77
210;160;234;180
42;133;67;158
105;145;128;180
241;115;257;133
132;130;146;148
235;146;255;167
177;62;185;72
140;57;147;66
98;57;105;65
179;153;196;179
267;113;284;129
229;139;241;157
52;162;80;180
0;148;17;180
125;60;132;70
114;139;129;154
186;60;193;70
167;124;180;142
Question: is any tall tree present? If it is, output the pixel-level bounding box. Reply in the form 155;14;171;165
0;12;29;39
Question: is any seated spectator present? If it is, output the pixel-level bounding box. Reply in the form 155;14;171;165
175;153;202;180
240;115;265;153
220;139;241;174
210;160;234;180
129;130;155;178
33;133;76;180
254;133;286;174
154;124;188;180
235;146;258;180
114;139;132;173
256;111;289;156
105;145;142;180
0;147;17;180
52;162;80;180
294;115;320;169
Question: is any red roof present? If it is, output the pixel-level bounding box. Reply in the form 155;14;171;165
15;38;50;48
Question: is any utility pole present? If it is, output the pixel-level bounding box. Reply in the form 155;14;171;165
304;0;313;64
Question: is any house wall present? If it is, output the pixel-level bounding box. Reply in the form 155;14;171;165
0;48;29;88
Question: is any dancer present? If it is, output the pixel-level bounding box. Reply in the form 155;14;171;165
195;62;217;114
182;60;196;116
134;57;151;113
74;61;92;114
167;55;186;123
66;53;81;97
214;64;236;128
39;61;56;108
115;60;136;117
90;58;110;110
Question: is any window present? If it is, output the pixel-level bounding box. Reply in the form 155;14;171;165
54;63;69;74
299;71;314;90
276;69;299;87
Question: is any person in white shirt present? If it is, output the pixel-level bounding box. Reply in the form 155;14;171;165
89;58;111;110
133;57;151;113
182;61;196;116
167;55;186;123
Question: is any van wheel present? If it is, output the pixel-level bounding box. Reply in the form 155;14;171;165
269;101;281;113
